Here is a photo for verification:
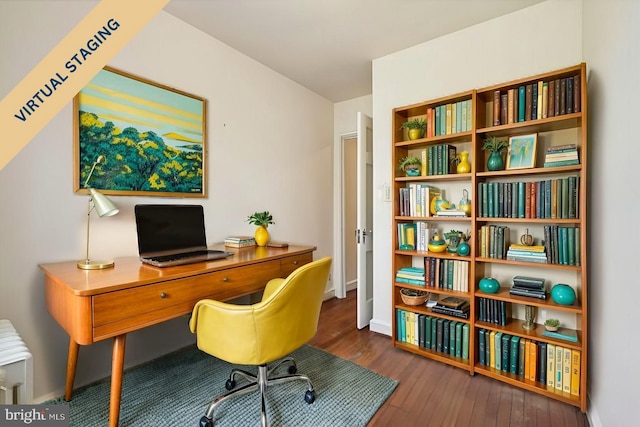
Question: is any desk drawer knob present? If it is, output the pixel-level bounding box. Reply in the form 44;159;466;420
160;292;167;299
293;261;298;265
222;277;229;282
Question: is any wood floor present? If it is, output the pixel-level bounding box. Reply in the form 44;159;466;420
308;291;590;427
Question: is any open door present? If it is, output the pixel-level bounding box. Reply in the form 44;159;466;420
356;112;373;329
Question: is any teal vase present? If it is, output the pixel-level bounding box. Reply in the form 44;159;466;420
487;151;504;171
551;284;576;305
457;241;470;256
479;277;500;294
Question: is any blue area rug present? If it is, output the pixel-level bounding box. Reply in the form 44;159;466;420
46;344;397;426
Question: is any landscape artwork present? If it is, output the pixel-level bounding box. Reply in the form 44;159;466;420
74;66;206;197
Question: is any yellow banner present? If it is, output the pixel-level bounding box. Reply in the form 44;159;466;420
0;0;171;171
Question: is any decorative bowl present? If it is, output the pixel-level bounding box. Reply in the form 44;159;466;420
545;325;559;332
428;235;447;253
400;289;429;306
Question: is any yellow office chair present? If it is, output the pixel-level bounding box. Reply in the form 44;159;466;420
189;256;332;427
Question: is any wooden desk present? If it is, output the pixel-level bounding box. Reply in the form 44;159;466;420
40;244;315;427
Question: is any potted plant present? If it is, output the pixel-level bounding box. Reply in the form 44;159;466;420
482;136;508;171
544;318;560;331
401;118;427;140
398;156;422;177
247;211;274;247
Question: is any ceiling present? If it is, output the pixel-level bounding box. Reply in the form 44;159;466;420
164;0;543;102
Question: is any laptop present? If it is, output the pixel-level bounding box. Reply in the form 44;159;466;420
134;204;232;267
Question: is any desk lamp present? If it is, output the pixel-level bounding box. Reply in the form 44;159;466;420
77;155;120;270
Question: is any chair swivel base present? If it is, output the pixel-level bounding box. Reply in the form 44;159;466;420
199;357;315;427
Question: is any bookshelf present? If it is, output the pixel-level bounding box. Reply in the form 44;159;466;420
391;63;587;411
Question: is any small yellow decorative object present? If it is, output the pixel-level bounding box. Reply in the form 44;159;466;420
428;235;448;253
254;226;270;247
458;189;472;216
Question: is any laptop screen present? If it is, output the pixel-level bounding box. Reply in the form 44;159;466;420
135;204;208;255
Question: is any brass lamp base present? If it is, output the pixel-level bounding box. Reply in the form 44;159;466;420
77;259;115;270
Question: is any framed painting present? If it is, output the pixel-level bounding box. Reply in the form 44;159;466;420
506;133;537;170
74;66;207;197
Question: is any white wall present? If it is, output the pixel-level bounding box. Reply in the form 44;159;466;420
370;0;583;335
582;1;640;426
0;1;334;400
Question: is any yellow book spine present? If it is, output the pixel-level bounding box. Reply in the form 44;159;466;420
555;345;564;391
528;341;537;381
546;343;556;390
489;331;496;369
571;350;581;396
421;149;427;176
562;347;572;393
445;103;452;135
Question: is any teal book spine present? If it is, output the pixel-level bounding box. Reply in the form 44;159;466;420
482;183;489;217
442;320;450;354
462;323;470;360
567;227;576;265
395;277;425;286
501;333;510;372
517;182;526;218
492;183;499;218
543;159;579;167
455;322;463;357
418;314;425;348
449;321;456;356
510;336;520;374
424;316;432;349
518;339;526;377
431;316;438;350
487;183;494;217
574;227;581;266
436;318;444;352
518;85;526;121
561;178;569;218
478;329;486;365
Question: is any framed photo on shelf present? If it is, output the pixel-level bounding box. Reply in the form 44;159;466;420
506;133;537;170
74;66;207;197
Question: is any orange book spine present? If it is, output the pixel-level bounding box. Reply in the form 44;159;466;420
528;341;537;381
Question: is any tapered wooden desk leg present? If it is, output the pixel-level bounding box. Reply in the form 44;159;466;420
109;335;126;427
64;339;80;401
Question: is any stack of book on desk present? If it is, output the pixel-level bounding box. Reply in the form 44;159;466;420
506;244;547;263
543;144;579;167
431;296;470;319
224;236;256;248
509;275;546;299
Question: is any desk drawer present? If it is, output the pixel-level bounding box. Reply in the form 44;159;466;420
280;253;313;278
92;260;280;338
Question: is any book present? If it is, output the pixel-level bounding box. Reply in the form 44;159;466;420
224;240;257;248
449;321;456;355
431;305;470;319
528;341;537;381
438;296;467;309
501;333;510;372
478;329;486;366
571;350;581;396
541;327;578;342
425;316;433;349
455;321;463;357
546;143;577;153
493;90;501;126
495;332;503;371
519;339;526;377
267;240;289;248
562;347;572;393
462;323;470;360
543;159;580;168
546;343;556;390
538;342;547;384
509;288;547;300
224;235;254;242
443;319;450;353
489;331;496;369
512;275;545;287
510;335;520;374
555;345;564;391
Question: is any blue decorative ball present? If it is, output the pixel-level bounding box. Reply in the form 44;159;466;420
457;242;470;256
551;284;576;305
479;277;500;294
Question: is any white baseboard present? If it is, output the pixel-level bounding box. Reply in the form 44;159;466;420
369;318;391;336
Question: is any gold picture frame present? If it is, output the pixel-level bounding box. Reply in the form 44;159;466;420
506;133;538;170
74;66;207;197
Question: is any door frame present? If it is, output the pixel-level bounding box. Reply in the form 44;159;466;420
333;131;357;299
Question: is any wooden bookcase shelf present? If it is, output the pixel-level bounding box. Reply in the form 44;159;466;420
390;63;588;412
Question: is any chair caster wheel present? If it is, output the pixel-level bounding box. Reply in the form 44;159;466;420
199;416;213;427
304;390;315;404
288;365;297;374
225;379;236;390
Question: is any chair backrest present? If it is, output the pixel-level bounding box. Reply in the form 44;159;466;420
252;256;332;362
190;256;332;365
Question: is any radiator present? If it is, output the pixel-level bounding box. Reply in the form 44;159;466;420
0;319;33;404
